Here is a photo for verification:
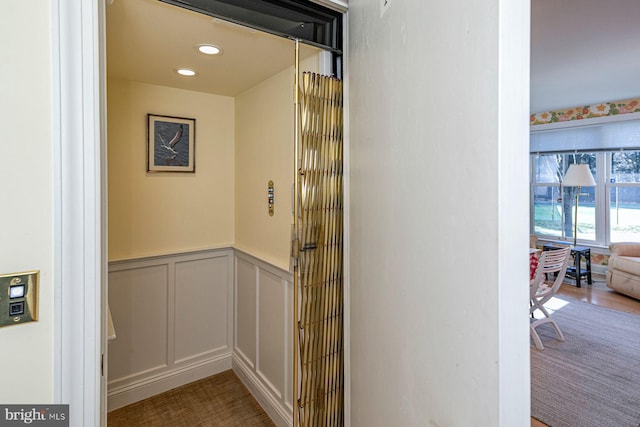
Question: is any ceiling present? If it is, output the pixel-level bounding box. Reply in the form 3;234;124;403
106;0;322;97
108;0;640;112
531;0;640;113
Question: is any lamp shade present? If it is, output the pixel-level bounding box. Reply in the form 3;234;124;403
563;164;596;187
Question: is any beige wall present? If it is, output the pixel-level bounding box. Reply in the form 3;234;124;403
235;55;319;270
0;0;54;403
107;79;235;260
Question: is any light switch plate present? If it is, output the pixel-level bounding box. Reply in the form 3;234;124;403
0;270;39;327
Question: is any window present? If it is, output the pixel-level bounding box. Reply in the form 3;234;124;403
530;117;640;246
609;151;640;242
532;153;597;242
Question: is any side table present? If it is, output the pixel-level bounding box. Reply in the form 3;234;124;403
542;244;592;288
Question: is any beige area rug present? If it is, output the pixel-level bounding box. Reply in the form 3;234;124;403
108;370;275;426
531;295;640;427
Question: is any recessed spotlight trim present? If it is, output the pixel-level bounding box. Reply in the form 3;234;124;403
176;68;197;77
197;44;223;55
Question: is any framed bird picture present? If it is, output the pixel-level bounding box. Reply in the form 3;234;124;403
147;114;196;172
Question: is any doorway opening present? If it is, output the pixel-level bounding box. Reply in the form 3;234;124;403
104;1;344;425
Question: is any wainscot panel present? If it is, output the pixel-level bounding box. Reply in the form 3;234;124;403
235;256;257;367
233;250;293;427
257;268;285;399
108;265;169;382
106;247;294;426
107;248;234;411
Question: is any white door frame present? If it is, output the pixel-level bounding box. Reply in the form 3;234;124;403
51;1;350;426
52;1;360;426
52;1;105;426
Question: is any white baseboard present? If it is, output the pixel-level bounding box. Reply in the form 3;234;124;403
107;353;232;411
232;353;292;427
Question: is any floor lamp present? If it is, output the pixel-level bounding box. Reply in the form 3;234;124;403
562;164;596;246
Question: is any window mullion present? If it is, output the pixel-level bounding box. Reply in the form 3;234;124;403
595;153;607;245
602;153;612;245
530;156;535;236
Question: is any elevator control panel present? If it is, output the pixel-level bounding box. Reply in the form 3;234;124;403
268;180;275;216
0;270;38;327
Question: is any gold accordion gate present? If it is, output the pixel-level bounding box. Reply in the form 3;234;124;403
293;67;344;427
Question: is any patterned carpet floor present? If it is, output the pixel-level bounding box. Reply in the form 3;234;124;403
108;370;275;426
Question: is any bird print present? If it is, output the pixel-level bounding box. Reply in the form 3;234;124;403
160;124;183;158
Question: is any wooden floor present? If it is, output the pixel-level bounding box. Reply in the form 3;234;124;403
530;275;640;427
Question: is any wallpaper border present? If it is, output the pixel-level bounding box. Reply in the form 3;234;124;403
530;97;640;126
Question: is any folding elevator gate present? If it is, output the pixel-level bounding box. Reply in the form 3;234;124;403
293;45;344;427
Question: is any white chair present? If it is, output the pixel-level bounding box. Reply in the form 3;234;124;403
529;247;571;350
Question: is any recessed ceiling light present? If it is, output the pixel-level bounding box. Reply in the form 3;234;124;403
176;68;197;77
197;44;223;55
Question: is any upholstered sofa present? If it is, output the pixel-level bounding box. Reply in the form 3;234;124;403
607;242;640;300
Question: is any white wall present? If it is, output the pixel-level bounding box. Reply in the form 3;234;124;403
347;0;530;426
0;2;531;425
0;0;54;403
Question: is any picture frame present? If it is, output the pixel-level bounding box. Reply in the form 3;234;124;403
147;114;196;172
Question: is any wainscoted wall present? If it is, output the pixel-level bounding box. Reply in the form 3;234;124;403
233;250;293;427
107;248;234;411
107;248;293;427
